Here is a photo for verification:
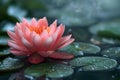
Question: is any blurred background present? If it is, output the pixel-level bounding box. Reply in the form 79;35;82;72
0;0;120;31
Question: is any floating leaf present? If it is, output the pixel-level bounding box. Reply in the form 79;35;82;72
47;64;73;78
25;63;73;78
25;63;48;78
70;57;117;71
0;37;9;46
7;6;27;22
70;27;90;42
0;57;24;71
101;47;120;58
0;49;10;57
89;20;120;40
60;42;101;56
90;36;120;45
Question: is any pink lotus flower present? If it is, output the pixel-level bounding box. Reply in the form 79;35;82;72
7;17;75;64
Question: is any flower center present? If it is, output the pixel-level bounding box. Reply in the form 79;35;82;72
29;26;50;34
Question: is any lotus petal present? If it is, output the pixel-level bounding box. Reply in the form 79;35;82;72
7;17;75;64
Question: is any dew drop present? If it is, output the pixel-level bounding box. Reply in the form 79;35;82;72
78;51;84;55
91;67;95;70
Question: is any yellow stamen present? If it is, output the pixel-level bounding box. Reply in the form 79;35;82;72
46;27;50;33
29;26;50;34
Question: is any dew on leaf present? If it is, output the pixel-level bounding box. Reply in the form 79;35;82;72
0;57;24;71
70;57;117;71
60;42;101;56
0;49;11;57
25;63;73;78
101;47;120;58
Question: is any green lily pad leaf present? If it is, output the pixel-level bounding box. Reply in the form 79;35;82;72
101;47;120;58
47;64;73;78
0;49;10;57
70;57;117;71
25;63;49;78
90;36;120;45
0;57;24;71
66;27;90;42
25;63;73;78
60;42;101;56
89;20;120;40
0;37;9;46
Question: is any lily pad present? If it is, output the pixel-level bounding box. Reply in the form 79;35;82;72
89;20;120;40
60;42;101;56
90;36;120;45
101;47;120;58
0;49;11;57
0;37;9;46
25;63;73;78
70;27;90;42
70;57;117;71
0;57;24;71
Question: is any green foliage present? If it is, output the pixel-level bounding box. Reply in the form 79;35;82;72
90;20;120;40
98;30;120;40
60;42;101;56
0;49;10;57
0;57;24;72
70;57;117;71
25;63;73;78
101;47;120;58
